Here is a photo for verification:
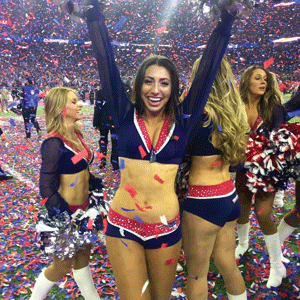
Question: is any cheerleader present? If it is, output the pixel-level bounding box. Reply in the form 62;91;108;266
30;87;104;300
235;66;287;288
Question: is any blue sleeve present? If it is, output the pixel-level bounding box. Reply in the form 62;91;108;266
85;1;132;129
39;137;72;218
284;92;300;113
269;105;287;130
180;9;236;138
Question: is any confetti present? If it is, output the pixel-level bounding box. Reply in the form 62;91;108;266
119;158;125;170
166;258;176;265
141;279;149;295
96;151;106;160
87;218;94;230
154;174;164;184
61;108;67;116
69;175;79;187
120;238;128;247
39;197;48;205
121;207;135;212
160;243;168;250
71;149;88;164
134;215;143;223
138;145;147;159
124;183;137;197
160;215;168;226
211;161;222;167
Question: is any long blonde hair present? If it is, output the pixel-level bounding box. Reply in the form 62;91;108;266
44;87;83;137
190;57;249;165
239;66;284;128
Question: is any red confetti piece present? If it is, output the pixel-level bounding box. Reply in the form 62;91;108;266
166;258;175;265
211;161;222;167
154;174;164;184
103;190;107;200
61;108;66;116
160;243;168;250
39;197;48;205
138;145;147;159
96;152;106;160
173;135;179;140
124;183;137;197
103;218;107;234
135;202;146;212
71;149;88;164
257;208;265;215
87;218;93;230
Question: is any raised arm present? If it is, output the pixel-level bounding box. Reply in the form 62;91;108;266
39;138;72;218
181;9;236;138
85;0;132;129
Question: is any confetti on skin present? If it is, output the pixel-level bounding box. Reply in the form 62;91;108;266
135;202;152;212
138;145;147;159
257;208;265;215
193;276;199;280
154;174;164;184
61;108;67;116
160;215;168;226
211;161;222;167
87;218;94;230
134;215;143;223
71;149;88;164
121;207;135;212
160;243;168;250
217;124;223;133
119;158;125;170
120;238;128;247
124;183;137;197
69;175;78;187
166;258;176;265
39;197;48;205
141;279;149;295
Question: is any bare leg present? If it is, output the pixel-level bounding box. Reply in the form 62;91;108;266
106;236;151;300
182;211;220;300
212;221;246;297
146;240;182;300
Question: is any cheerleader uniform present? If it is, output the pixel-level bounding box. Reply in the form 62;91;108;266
85;2;236;248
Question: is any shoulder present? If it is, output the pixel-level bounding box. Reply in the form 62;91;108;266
41;137;64;156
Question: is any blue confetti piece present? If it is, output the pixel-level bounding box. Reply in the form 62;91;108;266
70;175;78;187
182;113;191;119
9;118;16;127
7;102;17;108
119;158;125;170
27;123;34;129
134;215;143;223
217;124;223;133
120;238;128;247
111;133;119;140
121;207;135;212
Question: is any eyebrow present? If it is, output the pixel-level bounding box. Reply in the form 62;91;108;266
144;76;170;81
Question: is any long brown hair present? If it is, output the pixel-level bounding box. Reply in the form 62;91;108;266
240;66;283;128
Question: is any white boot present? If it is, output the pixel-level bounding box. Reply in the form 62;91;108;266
278;218;297;245
273;190;285;207
227;290;247;300
235;222;250;259
73;265;100;300
264;232;286;288
29;269;56;300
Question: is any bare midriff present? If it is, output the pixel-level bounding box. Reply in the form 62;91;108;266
111;157;180;223
58;168;90;206
189;155;231;186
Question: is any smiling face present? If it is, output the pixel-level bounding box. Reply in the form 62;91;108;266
64;91;83;122
248;68;268;98
140;65;172;118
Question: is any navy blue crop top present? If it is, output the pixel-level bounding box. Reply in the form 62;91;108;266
186;113;222;156
39;133;97;217
85;2;235;164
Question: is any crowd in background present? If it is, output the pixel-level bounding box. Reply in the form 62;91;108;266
0;0;299;96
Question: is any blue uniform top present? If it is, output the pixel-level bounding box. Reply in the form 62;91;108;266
21;85;39;109
85;1;235;164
